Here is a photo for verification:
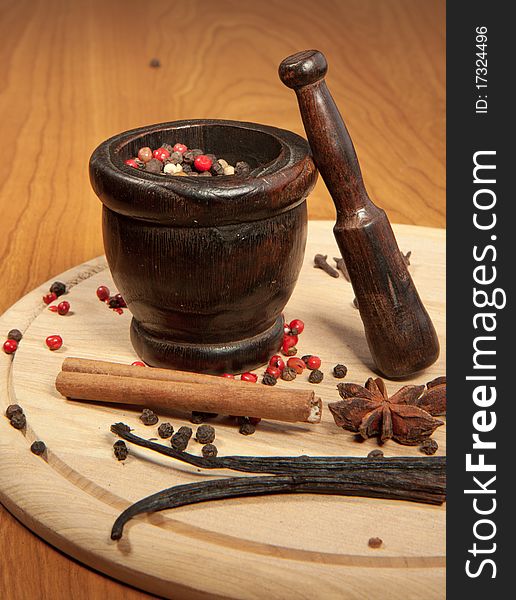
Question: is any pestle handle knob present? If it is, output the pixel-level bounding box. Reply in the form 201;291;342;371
279;50;328;89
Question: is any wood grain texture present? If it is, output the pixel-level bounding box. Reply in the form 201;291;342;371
0;223;445;599
0;0;444;598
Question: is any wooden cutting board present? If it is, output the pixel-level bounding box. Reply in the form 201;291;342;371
0;222;445;600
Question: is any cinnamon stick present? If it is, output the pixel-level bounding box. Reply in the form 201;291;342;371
56;359;322;423
62;357;264;388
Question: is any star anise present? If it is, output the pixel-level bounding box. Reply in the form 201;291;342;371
328;377;445;445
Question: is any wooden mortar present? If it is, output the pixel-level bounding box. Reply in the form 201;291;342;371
89;119;317;374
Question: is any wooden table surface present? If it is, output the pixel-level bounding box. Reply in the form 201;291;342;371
0;0;444;598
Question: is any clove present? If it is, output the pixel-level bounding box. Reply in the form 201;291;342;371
314;254;339;278
333;256;350;281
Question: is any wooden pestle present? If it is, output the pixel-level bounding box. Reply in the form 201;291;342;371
279;50;439;378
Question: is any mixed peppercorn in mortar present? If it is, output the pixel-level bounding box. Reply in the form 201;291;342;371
124;142;251;178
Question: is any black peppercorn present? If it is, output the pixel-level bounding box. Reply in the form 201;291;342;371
210;161;224;176
108;297;120;309
190;411;218;424
238;417;256;436
140;409;158;426
308;369;324;384
50;281;67;297
281;366;297;381
5;404;23;419
30;441;46;456
7;329;23;343
235;161;251;176
196;424;216;444
168;151;183;164
368;537;383;549
113;440;129;461
182;163;193;173
367;449;384;459
145;158;162;173
333;364;348;379
177;426;192;440
262;372;277;386
162;143;174;153
419;438;438;455
114;293;126;308
10;413;26;430
202;443;218;458
158;422;174;438
149;58;161;68
171;432;189;451
239;422;256;436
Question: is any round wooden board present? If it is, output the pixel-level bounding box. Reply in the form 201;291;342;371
0;222;446;600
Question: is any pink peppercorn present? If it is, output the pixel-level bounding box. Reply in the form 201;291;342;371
124;159;139;168
132;361;146;366
266;366;281;379
96;286;110;301
289;319;305;335
307;355;321;370
268;355;285;371
3;339;18;354
241;372;258;383
221;373;235;379
173;143;188;154
43;292;57;305
287;357;305;374
282;334;298;351
194;155;212;172
153;148;171;162
57;301;70;315
46;335;63;351
138;147;153;163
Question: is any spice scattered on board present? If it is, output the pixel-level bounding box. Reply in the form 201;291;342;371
5;404;26;430
30;441;46;456
190;411;218;424
202;443;218;458
158;422;174;439
140;409;158;426
313;254;339;277
5;404;23;419
238;417;256;436
3;327;23;354
281;366;297;381
96;285;127;315
308;369;324;384
329;376;446;445
171;426;192;451
333;364;348;379
419;439;439;455
195;424;216;445
368;537;383;549
113;440;129;461
262;372;277;386
367;449;384;459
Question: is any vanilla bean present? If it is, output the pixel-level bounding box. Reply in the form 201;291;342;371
111;472;445;540
314;254;339;277
111;422;445;499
